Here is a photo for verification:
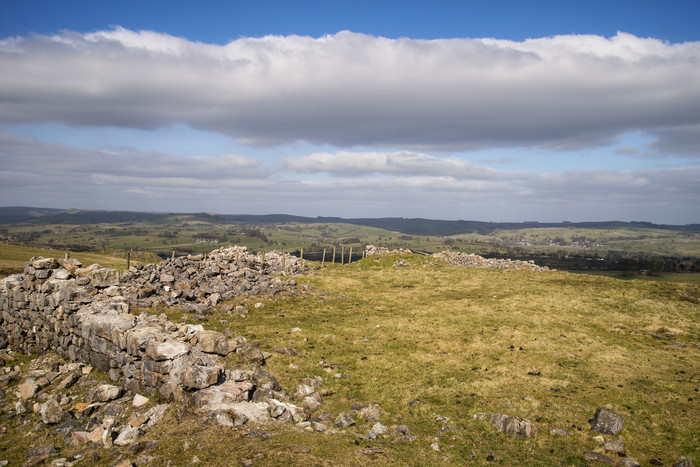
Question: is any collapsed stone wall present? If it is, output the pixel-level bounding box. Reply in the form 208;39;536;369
433;251;551;271
0;247;315;416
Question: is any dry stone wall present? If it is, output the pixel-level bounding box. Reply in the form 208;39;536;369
0;247;306;410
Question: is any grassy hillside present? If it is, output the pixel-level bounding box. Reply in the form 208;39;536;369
0;244;159;277
1;253;698;465
147;254;699;465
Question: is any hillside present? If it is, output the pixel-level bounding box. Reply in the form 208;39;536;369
0;250;698;465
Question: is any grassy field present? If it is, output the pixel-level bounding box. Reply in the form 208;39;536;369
1;253;698;465
0;244;159;277
147;254;700;465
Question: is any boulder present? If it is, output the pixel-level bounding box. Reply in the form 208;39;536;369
90;268;120;287
192;381;254;407
183;365;221;389
87;384;122;402
146;340;189;361
591;408;624;435
40;399;67;424
196;330;229;356
335;411;356;428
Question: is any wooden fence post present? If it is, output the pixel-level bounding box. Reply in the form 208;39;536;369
172;250;175;259
349;247;353;264
322;248;326;268
341;246;345;265
300;248;304;268
126;250;131;270
282;249;286;269
332;246;336;264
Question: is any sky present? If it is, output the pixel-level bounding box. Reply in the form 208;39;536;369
1;0;699;224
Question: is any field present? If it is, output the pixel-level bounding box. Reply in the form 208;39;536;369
1;250;699;465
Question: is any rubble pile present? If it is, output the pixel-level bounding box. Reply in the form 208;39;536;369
433;251;550;271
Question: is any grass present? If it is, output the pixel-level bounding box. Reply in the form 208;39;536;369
1;253;698;465
0;244;147;277
148;253;699;465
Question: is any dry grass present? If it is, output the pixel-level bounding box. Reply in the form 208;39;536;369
1;252;698;466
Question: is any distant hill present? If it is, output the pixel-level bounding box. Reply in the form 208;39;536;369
1;206;699;235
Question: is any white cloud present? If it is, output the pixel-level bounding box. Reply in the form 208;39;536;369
1;29;699;154
1;132;697;223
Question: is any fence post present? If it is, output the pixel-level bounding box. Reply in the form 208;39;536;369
322;248;326;268
126;250;131;270
262;250;265;264
332;246;336;264
282;249;286;269
341;246;345;265
172;250;175;259
349;247;353;264
300;248;304;268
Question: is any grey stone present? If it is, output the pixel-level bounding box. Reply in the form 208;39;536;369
192;381;254;407
591;408;624;435
26;444;56;459
604;438;626;456
41;399;67;424
17;379;39;400
146;340;189;361
334;411;356;428
674;458;696;467
620;457;641;467
87;384;122;402
237;342;265;365
114;425;144;446
196;330;229;355
183;364;221;389
90;268;120;287
584;451;618;466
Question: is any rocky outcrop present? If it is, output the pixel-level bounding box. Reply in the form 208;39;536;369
434;251;550;271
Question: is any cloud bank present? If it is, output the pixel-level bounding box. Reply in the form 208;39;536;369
1;29;699;153
1;133;698;223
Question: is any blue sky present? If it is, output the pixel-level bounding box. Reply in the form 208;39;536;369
1;1;699;223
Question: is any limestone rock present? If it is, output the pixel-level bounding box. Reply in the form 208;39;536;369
183;365;221;389
87;384;122;403
474;412;537;438
604;438;626;456
237;342;265;365
196;331;229;356
591;408;624;435
90;268;120;287
146;340;189;361
335;411;356;428
40;399;67;424
584;451;618;465
192;381;254;407
17;379;39;400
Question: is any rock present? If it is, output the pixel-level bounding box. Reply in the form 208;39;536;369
302;392;323;413
674;458;696;467
393;425;411;436
372;422;388;435
132;394;149;408
439;425;459;435
360;406;381;421
549;428;572;436
192;381;254;407
90;268;120;287
311;421;328;432
475;412;536;438
293;384;316;399
146;340;189;361
584;451;618;465
196;331;229;356
237;342;265;365
183;365;221;389
604;438;626;456
26;444;56;459
620;458;641;467
17;379;39;400
114;425;144;446
41;399;67;424
87;384;122;403
591;408;624;435
335;411;356;428
273;346;297;356
55;372;79;391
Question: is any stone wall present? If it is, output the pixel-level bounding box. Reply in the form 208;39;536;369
0;247;304;406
